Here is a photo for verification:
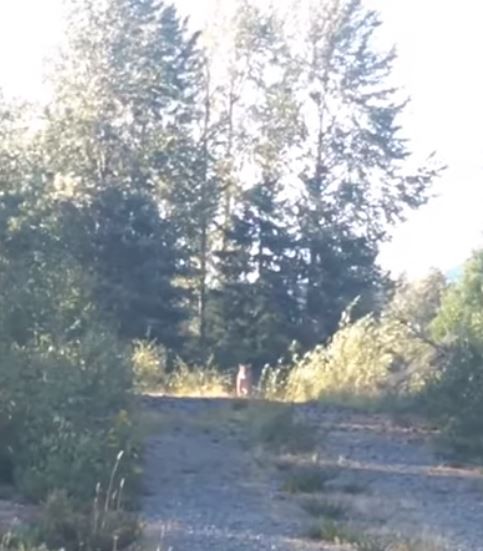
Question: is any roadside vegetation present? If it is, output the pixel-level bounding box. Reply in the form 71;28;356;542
259;254;483;462
0;0;478;548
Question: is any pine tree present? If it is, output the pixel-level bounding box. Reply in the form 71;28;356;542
60;187;188;348
208;4;305;368
44;0;205;354
213;180;300;368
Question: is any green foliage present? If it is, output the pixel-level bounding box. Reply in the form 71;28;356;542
432;251;483;343
421;252;483;457
0;120;138;504
131;343;231;396
63;187;188;348
45;0;204;358
0;299;137;501
205;0;438;368
306;520;445;551
292;0;439;350
261;272;446;405
0;1;446;544
10;335;135;501
212;183;301;368
276;313;393;403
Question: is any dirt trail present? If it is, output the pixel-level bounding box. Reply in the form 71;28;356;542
141;396;483;550
141;396;316;551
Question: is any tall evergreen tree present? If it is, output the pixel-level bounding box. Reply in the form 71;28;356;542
209;4;305;367
44;0;206;354
213;181;300;368
59;187;188;348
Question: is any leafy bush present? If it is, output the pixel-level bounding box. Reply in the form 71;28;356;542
423;330;483;452
35;490;83;550
259;361;292;401
260;273;446;405
275;314;393;403
3;330;136;502
421;252;483;457
132;345;231;397
301;497;346;519
0;249;138;503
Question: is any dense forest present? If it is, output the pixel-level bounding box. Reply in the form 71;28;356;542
3;0;483;549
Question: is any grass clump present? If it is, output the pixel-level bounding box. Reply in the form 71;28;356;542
132;340;166;391
32;457;141;551
166;362;231;397
282;466;339;494
305;520;398;551
384;537;446;551
247;403;317;454
305;519;361;544
258;274;446;408
0;536;48;551
260;314;393;404
135;350;231;398
301;497;346;520
306;521;446;551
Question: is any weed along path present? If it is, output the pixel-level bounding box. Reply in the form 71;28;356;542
140;396;483;551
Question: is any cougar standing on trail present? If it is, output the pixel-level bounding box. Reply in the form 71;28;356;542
236;364;252;397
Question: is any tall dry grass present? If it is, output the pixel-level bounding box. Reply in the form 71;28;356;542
260;315;392;404
132;341;232;397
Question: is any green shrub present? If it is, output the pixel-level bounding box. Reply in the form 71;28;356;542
34;490;81;550
421;251;483;458
5;331;137;502
421;340;483;458
34;483;141;551
260;274;445;406
305;519;360;544
0;257;138;504
277;314;393;403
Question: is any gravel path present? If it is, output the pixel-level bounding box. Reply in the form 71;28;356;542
298;404;483;550
141;396;319;551
141;396;483;550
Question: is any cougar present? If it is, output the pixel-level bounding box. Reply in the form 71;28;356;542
236;364;253;397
